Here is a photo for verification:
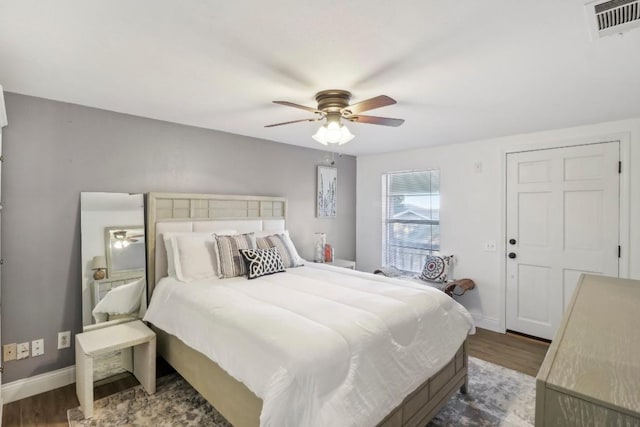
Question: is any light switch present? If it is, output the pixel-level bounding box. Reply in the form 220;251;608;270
483;240;497;252
17;342;30;360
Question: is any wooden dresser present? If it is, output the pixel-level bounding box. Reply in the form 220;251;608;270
536;274;640;426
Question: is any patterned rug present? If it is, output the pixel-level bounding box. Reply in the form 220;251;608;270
68;357;535;426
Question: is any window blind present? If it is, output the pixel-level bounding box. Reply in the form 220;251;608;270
381;169;440;273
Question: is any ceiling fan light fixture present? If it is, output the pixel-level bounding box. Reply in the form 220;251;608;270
338;125;354;145
325;120;342;144
312;125;329;145
113;240;130;249
268;89;402;146
312;121;355;146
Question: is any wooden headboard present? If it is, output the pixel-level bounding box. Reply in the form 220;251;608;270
146;192;287;297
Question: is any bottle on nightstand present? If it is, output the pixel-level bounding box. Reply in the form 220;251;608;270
324;244;334;263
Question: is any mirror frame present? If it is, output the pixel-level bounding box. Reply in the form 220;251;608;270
104;225;146;279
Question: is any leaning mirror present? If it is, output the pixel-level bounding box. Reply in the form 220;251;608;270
80;193;146;332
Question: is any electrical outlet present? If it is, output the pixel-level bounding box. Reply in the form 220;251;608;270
58;331;71;349
32;339;44;357
483;240;497;252
3;343;17;361
17;342;30;360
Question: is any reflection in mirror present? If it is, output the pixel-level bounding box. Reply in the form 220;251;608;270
80;192;146;382
104;226;145;278
80;193;146;332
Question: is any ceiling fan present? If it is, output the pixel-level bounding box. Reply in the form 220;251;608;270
112;230;144;248
265;89;404;145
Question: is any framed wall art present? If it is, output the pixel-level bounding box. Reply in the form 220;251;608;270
317;166;337;217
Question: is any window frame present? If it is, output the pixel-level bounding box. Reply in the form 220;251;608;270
381;169;440;274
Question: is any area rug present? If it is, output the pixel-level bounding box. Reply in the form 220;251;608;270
68;357;535;426
428;357;535;426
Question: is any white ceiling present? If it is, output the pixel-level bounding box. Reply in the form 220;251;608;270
1;1;639;155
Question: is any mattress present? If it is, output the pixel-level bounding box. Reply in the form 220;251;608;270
144;262;475;427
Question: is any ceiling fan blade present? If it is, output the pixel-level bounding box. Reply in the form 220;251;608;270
264;117;321;128
273;101;322;114
347;115;405;127
343;95;396;115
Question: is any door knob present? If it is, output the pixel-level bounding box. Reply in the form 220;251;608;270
509;238;517;245
508;252;517;259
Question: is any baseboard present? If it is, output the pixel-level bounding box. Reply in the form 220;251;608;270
470;312;501;333
2;365;75;404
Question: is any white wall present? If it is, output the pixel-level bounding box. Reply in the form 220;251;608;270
356;117;640;332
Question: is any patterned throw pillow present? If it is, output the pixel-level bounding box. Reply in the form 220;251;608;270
215;233;256;278
420;255;454;283
256;233;303;268
239;247;286;280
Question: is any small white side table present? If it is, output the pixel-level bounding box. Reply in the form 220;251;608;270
75;320;156;418
327;259;356;270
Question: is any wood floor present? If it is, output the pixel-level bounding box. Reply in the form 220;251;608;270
2;328;549;426
467;328;550;377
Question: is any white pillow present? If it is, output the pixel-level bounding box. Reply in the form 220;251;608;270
163;232;210;278
92;277;145;320
162;234;179;277
173;234;218;282
163;230;236;282
254;230;304;266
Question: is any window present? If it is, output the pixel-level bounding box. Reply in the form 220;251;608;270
382;169;440;273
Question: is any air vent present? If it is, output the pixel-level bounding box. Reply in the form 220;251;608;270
585;0;640;38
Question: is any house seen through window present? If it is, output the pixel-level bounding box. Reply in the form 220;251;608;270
382;169;440;274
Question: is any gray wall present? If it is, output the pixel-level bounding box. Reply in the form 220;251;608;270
1;93;357;382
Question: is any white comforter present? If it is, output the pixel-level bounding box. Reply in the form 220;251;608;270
144;263;475;427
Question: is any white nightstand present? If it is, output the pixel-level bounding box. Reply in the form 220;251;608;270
326;259;356;270
75;320;156;418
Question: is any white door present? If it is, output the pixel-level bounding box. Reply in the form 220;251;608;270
506;142;620;340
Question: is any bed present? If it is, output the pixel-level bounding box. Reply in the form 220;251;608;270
144;192;475;427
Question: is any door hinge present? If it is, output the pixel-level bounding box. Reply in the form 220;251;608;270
618;246;621;258
619;161;622;174
0;364;4;373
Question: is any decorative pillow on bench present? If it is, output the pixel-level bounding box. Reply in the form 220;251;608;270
419;255;454;284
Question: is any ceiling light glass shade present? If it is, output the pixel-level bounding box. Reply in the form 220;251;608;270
338;125;354;145
113;240;130;249
312;122;355;146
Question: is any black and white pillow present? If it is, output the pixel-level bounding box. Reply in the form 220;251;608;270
215;232;256;278
239;247;286;280
420;255;454;283
256;233;303;268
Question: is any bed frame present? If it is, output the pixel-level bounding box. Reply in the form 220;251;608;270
146;192;469;427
